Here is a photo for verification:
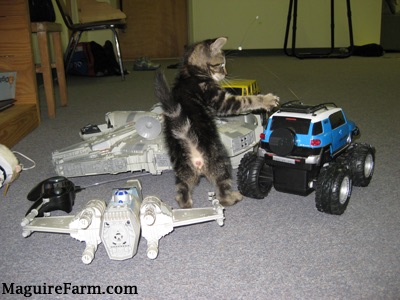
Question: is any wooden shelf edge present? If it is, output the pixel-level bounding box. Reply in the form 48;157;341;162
0;104;40;148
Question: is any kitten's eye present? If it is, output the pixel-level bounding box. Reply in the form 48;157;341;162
208;63;225;70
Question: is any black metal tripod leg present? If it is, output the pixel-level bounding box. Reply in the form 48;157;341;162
283;0;295;56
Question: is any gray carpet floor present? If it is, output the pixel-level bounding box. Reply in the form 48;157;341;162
1;53;399;299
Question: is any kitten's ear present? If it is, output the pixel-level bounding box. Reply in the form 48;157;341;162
210;37;227;55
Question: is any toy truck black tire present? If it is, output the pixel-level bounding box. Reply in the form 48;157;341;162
269;128;296;156
338;143;375;187
315;163;352;215
237;152;273;199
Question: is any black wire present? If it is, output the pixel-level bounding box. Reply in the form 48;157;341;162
80;170;173;190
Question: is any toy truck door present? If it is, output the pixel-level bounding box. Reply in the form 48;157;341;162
329;110;350;153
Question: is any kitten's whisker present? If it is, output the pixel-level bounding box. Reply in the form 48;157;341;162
225;75;240;80
219;78;235;90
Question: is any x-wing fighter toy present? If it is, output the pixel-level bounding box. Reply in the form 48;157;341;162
21;179;225;264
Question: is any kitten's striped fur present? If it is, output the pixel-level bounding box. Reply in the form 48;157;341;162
155;37;279;208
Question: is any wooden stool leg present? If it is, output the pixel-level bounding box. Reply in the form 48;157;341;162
52;31;68;107
37;31;56;118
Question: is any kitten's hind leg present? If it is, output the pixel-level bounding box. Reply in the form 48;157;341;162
215;178;243;206
205;156;243;206
175;173;199;208
175;181;193;208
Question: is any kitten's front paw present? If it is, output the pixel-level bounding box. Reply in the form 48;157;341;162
262;93;280;111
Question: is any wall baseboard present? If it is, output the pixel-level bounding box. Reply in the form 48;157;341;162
225;47;352;57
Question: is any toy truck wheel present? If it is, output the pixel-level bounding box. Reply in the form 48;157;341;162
315;163;352;215
348;143;375;187
237;152;273;199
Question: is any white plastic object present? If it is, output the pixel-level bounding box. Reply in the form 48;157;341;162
52;109;264;177
140;196;174;259
135;115;162;140
100;180;141;260
0;144;22;189
21;179;225;263
70;199;106;264
22;199;106;264
140;192;225;259
21;198;50;227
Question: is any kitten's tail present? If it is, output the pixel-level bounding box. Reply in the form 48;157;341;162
155;71;180;116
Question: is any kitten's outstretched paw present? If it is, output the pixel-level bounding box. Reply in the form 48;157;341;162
262;93;280;111
219;191;243;206
176;196;193;209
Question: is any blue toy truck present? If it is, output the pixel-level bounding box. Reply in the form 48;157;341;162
237;101;375;215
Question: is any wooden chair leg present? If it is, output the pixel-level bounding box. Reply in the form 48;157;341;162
37;31;56;118
52;31;68;107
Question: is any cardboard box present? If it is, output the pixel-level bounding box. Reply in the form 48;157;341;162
0;72;17;101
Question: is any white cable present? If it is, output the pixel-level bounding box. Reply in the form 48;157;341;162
12;151;36;170
238;16;260;51
264;68;301;101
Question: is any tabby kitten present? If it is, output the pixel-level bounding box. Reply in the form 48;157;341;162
155;37;279;208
